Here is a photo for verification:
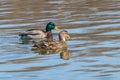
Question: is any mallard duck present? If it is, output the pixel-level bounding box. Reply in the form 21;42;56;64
19;22;60;40
32;30;71;50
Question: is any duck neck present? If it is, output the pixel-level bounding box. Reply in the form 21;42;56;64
59;34;66;41
46;32;53;40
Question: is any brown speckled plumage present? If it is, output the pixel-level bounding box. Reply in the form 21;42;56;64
32;30;71;50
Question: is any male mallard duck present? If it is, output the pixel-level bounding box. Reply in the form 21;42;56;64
19;22;60;40
32;30;71;49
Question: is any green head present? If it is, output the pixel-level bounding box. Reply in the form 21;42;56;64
46;22;60;32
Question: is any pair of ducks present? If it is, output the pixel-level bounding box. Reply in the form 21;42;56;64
19;22;71;50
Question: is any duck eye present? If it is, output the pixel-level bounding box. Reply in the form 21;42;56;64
53;24;55;27
65;35;70;39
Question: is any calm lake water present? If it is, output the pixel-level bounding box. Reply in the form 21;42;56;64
0;0;120;80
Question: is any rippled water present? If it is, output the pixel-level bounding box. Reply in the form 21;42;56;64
0;0;120;80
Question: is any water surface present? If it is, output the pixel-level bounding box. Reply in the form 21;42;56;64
0;0;120;80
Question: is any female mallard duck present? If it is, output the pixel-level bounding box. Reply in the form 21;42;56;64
32;30;71;50
19;22;60;40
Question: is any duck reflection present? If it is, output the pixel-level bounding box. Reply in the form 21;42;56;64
60;50;71;60
19;38;46;44
19;38;33;44
32;48;71;60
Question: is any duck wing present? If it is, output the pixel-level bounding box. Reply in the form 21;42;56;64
26;29;45;35
33;40;67;49
19;29;47;38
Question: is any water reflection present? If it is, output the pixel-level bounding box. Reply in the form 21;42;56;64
32;48;71;60
0;0;120;80
19;38;46;44
19;38;33;44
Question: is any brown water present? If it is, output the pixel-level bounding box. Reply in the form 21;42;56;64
0;0;120;80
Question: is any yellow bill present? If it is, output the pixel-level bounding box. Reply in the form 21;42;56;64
54;26;60;30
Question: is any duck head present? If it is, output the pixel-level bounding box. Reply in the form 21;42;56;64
59;30;71;41
46;22;60;32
